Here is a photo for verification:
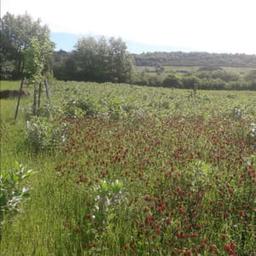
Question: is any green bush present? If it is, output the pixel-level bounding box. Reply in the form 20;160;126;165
198;78;226;90
181;75;200;89
162;74;182;88
197;70;239;82
0;162;34;237
64;98;99;118
26;116;67;152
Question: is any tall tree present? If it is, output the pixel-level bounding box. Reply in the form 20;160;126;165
108;37;133;82
54;36;133;83
0;12;54;79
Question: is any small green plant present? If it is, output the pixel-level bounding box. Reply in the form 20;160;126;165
246;122;256;149
232;107;243;120
64;98;99;118
93;179;125;227
0;162;34;237
26;116;68;152
187;160;213;190
249;122;256;139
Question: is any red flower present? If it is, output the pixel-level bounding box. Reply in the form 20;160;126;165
224;242;237;256
145;214;154;226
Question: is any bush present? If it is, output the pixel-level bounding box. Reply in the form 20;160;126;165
64;98;100;118
197;70;239;82
225;80;251;90
181;75;200;89
162;74;182;88
245;70;256;82
131;72;163;87
0;163;34;237
26;117;67;152
198;78;226;90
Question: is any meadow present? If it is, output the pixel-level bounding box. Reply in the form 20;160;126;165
1;80;256;255
136;65;254;75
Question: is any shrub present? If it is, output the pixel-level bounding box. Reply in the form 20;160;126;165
198;78;226;90
26;117;67;152
181;75;200;89
0;162;34;237
197;70;239;82
64;98;99;118
93;179;126;227
162;74;182;88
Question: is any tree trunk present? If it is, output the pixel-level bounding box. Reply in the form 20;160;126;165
33;84;38;115
14;78;25;120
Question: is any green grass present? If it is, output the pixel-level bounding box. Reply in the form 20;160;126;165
0;81;61;254
1;80;256;255
0;80;21;91
137;65;255;74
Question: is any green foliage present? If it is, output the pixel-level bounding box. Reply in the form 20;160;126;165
245;70;256;82
0;163;34;235
0;12;54;79
24;37;54;83
197;70;240;82
64;98;100;118
132;67;256;90
162;73;182;88
1;81;256;255
248;123;256;149
134;51;256;67
53;36;133;83
24;38;44;82
93;180;125;226
25;116;67;152
0;60;16;80
181;75;200;89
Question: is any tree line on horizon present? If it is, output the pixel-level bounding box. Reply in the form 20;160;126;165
133;51;256;68
1;12;256;90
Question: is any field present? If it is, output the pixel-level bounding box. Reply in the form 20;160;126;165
1;80;256;255
136;65;255;75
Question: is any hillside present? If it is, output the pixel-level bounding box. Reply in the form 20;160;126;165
133;52;256;67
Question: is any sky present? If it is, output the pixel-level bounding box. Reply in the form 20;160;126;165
2;0;256;54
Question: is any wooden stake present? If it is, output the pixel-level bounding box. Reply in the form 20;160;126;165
38;82;42;111
32;83;38;115
44;79;51;103
14;78;25;120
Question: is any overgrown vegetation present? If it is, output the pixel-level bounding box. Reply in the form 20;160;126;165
1;10;256;256
131;67;256;90
0;163;34;238
1;80;256;255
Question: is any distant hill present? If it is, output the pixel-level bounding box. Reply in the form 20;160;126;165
133;52;256;67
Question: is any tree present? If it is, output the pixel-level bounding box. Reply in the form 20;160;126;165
0;12;54;79
162;74;181;88
245;70;256;90
108;37;133;82
23;36;54;115
53;36;133;83
24;37;54;83
74;36;99;81
52;50;70;80
245;70;256;83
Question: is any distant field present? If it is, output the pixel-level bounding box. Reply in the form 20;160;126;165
0;80;21;90
136;65;255;74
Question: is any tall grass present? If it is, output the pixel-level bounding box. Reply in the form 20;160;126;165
1;81;256;255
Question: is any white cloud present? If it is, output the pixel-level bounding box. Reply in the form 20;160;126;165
2;0;256;53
